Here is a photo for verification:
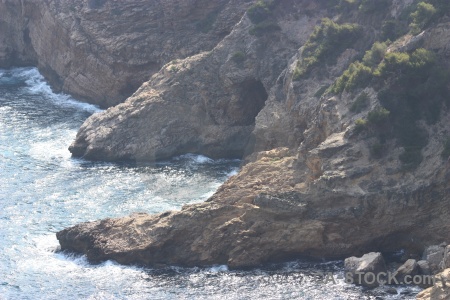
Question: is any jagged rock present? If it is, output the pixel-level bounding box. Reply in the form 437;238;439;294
423;245;446;274
418;260;432;276
344;252;387;288
416;268;450;300
441;245;450;270
67;0;323;160
393;259;418;284
53;0;450;271
0;0;250;107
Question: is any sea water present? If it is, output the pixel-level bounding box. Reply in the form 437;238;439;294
0;68;419;299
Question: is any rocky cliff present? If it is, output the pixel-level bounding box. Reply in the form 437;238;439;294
0;0;250;107
55;0;450;274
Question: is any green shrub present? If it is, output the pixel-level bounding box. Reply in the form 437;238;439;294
331;62;373;93
355;118;368;132
408;48;436;73
231;51;246;64
350;92;370;113
372;48;448;169
294;19;361;80
362;42;388;67
375;51;410;77
332;41;448;170
409;2;437;34
168;65;179;73
367;107;390;124
247;0;276;24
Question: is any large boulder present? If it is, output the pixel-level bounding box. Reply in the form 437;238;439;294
393;259;419;284
344;252;387;288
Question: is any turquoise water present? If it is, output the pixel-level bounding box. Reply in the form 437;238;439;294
0;68;418;299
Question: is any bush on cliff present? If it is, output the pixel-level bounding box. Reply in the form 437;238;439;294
247;0;276;24
409;2;437;34
330;42;387;93
293;18;361;80
247;1;280;36
346;47;449;169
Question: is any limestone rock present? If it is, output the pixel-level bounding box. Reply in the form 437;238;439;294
344;252;387;288
441;245;450;270
418;260;432;276
423;245;446;274
0;0;250;107
54;1;450;272
416;268;450;300
68;0;323;160
394;259;418;284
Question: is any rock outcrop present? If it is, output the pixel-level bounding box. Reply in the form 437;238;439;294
423;244;447;274
53;0;450;273
417;268;450;300
0;0;250;107
344;252;387;288
67;0;323;160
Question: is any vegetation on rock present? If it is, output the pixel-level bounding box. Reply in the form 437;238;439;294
350;92;369;113
344;47;449;169
231;51;247;64
409;2;437;34
293;18;361;80
247;0;280;36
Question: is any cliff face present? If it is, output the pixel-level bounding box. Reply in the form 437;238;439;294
68;0;323;160
34;0;450;269
0;0;250;107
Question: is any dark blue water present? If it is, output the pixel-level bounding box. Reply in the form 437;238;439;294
0;68;419;299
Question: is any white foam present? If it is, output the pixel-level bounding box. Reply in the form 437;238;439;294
209;265;229;273
226;168;239;177
28;133;74;162
176;153;214;164
12;67;102;113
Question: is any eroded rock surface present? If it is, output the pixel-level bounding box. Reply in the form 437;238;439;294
417;268;450;300
54;0;450;272
344;252;386;288
0;0;250;107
